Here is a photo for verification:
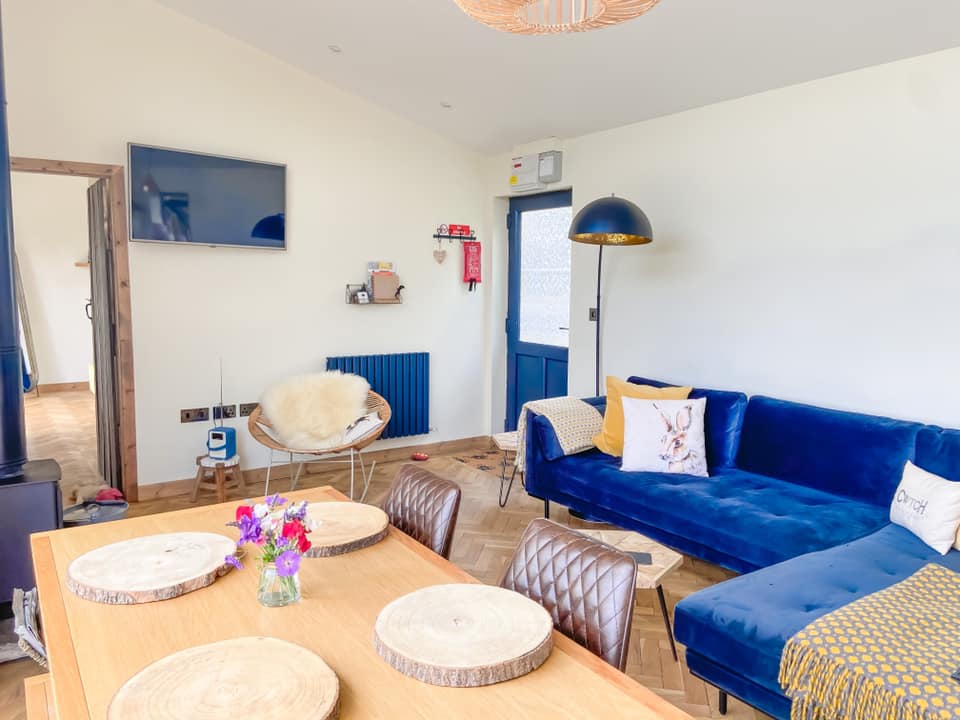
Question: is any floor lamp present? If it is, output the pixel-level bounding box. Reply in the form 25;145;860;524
568;195;653;397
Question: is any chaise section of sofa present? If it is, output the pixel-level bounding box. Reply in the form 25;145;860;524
676;525;960;719
674;424;960;719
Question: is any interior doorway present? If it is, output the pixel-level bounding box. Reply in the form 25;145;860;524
10;158;139;502
504;190;573;431
14;173;98;502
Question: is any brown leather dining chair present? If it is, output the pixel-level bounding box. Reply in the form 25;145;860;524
500;518;638;672
381;464;462;560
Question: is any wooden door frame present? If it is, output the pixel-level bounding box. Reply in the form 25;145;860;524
11;157;139;501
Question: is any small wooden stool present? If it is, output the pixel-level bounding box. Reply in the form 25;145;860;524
191;455;245;504
492;431;521;508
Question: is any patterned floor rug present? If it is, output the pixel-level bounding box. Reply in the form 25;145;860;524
450;450;509;480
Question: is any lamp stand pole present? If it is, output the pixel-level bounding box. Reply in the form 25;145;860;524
594;245;603;397
568;245;604;524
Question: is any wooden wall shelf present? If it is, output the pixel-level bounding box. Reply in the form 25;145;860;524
345;283;403;305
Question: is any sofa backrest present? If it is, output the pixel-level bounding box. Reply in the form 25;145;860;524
736;396;923;506
627;377;747;469
915;426;960;481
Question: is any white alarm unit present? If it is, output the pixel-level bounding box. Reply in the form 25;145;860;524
509;151;563;194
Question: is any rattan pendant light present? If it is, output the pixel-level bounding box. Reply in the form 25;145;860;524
454;0;660;34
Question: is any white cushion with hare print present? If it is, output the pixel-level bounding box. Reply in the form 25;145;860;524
621;397;708;477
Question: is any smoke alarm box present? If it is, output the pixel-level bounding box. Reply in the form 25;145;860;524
509;151;563;193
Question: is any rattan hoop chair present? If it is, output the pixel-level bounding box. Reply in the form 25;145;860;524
248;390;391;501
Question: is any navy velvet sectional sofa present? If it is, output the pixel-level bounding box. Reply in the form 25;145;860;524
523;376;960;719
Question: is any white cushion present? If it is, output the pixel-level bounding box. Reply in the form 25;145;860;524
890;461;960;555
621;397;708;477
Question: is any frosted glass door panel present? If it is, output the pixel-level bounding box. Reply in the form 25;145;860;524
518;207;572;348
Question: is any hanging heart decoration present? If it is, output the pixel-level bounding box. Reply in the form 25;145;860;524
433;248;447;264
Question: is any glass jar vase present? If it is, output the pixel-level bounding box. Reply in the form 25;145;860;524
257;562;301;607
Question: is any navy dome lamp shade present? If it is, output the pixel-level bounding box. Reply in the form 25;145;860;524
568;195;652;397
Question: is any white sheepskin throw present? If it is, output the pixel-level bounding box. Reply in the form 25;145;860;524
260;371;370;450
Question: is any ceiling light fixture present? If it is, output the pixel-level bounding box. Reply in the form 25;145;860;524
453;0;660;34
440;102;454;109
328;45;343;54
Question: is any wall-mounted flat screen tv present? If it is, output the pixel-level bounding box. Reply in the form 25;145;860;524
128;144;286;250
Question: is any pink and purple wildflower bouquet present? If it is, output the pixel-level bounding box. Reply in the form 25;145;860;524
225;494;314;577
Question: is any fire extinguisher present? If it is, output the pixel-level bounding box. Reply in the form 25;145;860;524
463;240;481;292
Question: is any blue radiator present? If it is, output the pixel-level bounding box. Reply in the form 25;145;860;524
326;352;429;440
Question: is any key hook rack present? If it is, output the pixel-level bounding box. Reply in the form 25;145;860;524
433;224;477;243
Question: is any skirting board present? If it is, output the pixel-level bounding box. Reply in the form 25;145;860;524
136;436;496;501
34;382;90;394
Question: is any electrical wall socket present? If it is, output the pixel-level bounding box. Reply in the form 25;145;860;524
239;403;259;417
589;307;598;321
180;407;210;423
213;404;237;420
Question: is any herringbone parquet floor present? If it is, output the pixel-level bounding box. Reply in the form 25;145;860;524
0;440;771;720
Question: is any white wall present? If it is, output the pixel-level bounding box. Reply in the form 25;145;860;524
487;47;960;429
3;0;487;486
11;174;93;386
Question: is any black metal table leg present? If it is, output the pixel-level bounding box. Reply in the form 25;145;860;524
718;690;728;715
498;453;518;508
657;585;679;661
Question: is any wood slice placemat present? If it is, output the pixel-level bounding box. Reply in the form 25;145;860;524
305;502;389;558
67;532;237;605
108;637;339;719
374;583;553;687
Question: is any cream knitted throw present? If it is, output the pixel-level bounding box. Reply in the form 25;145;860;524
515;397;603;472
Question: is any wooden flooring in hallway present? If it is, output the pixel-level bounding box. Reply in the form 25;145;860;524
23;389;101;504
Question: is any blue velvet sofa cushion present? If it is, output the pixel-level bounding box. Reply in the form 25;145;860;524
736;396;922;506
526;444;888;573
674;525;960;718
915;426;960;481
627;377;748;469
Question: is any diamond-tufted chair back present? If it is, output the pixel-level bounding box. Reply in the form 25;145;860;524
381;465;462;560
500;518;638;672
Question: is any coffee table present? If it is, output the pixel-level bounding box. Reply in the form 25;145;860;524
577;529;683;661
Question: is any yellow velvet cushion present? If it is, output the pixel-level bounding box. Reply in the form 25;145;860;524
593;377;692;457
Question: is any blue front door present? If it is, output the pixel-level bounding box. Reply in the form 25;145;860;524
505;190;573;431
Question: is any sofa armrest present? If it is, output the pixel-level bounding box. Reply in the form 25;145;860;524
582;396;606;412
524;397;605;483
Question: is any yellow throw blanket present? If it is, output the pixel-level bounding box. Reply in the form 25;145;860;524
780;563;960;720
515;397;603;472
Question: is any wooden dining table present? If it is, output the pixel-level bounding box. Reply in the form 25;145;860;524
31;486;692;719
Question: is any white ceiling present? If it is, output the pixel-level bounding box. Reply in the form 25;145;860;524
156;0;960;154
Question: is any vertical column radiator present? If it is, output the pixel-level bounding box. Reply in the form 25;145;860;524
326;352;429;440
